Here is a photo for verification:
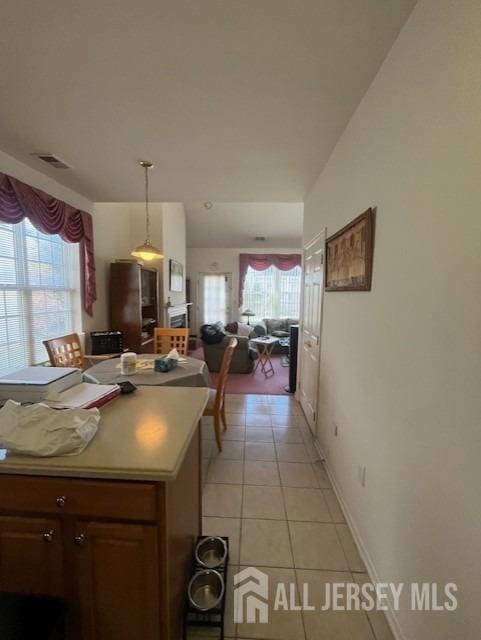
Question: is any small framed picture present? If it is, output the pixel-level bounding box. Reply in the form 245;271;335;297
169;259;184;292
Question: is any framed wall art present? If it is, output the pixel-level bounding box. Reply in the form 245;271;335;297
169;259;184;292
325;208;374;291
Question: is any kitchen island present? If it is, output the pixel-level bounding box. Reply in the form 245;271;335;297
0;386;209;640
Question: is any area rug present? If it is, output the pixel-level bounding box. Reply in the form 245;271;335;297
189;347;290;395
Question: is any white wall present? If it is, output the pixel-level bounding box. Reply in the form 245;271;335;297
161;203;187;311
88;202;186;331
303;2;481;639
186;247;301;331
83;203;148;333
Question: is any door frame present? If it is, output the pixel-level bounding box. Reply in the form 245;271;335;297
296;228;326;438
197;272;233;328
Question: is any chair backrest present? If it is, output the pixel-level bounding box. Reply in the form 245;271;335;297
214;337;238;410
43;333;84;369
153;328;189;355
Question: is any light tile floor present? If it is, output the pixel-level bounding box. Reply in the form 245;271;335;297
191;393;394;640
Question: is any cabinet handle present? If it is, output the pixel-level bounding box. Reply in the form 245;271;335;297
43;530;54;543
74;534;86;547
56;495;67;508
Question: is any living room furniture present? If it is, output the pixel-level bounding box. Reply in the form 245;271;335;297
202;335;256;373
153;328;189;355
43;333;119;372
84;355;210;388
252;317;299;353
110;262;159;353
0;386;209;640
251;336;279;377
203;338;238;451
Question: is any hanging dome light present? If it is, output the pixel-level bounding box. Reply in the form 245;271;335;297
131;161;164;261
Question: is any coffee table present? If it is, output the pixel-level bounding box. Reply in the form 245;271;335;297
251;336;279;377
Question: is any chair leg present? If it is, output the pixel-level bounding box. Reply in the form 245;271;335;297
214;413;223;452
221;403;227;431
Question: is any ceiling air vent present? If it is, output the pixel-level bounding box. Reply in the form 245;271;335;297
255;236;266;242
31;153;70;169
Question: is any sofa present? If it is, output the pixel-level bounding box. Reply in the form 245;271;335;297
252;318;299;353
202;334;257;373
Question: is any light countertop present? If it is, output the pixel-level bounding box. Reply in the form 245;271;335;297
0;386;209;482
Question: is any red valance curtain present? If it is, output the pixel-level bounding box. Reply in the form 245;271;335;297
0;172;97;315
238;253;302;307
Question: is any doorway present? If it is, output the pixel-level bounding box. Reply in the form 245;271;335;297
198;273;232;326
298;230;325;436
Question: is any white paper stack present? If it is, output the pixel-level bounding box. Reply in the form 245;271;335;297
45;382;120;409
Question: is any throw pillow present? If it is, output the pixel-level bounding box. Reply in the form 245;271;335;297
237;322;253;337
225;322;238;335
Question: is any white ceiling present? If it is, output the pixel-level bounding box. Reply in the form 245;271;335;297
185;202;303;248
0;1;415;202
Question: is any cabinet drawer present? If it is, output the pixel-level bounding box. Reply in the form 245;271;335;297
0;475;157;522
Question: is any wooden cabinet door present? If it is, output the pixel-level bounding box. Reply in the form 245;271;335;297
73;521;160;640
0;515;64;596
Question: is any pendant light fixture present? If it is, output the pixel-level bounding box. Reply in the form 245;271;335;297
131;160;164;261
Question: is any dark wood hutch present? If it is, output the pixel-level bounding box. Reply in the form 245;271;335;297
109;262;159;353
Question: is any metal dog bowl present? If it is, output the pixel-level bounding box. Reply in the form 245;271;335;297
195;536;228;569
188;570;225;612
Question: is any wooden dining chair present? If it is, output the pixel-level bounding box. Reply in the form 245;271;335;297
153;328;189;356
43;333;118;371
203;337;238;452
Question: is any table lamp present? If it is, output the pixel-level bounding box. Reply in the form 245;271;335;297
241;309;256;325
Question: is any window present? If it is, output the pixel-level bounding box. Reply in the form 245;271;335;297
199;273;231;325
243;265;301;321
0;219;79;375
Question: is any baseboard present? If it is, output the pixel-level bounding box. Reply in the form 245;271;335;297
312;437;407;640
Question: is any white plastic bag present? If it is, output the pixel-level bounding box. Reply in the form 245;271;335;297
0;400;100;457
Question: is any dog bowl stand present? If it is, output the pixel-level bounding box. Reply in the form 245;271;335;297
183;536;229;639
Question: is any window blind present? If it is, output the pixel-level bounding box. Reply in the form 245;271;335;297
243;265;301;322
0;219;76;375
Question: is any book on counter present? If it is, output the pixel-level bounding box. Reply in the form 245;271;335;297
45;382;121;410
0;367;82;403
0;367;120;409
